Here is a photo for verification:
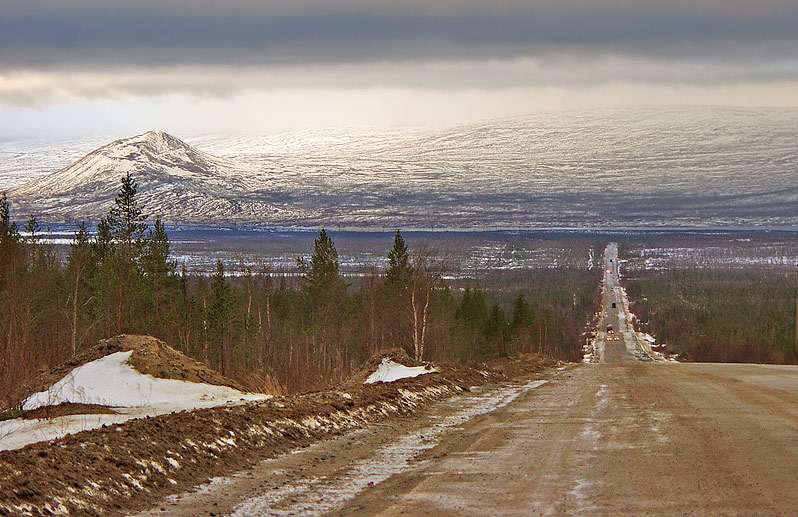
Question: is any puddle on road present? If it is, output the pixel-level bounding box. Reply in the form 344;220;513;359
231;379;547;516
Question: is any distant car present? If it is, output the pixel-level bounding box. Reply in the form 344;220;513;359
607;325;614;334
612;302;617;308
606;268;612;274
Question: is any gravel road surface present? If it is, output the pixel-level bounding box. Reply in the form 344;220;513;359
137;244;798;516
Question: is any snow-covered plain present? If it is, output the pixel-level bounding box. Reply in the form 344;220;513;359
3;107;798;228
364;358;437;384
1;351;270;451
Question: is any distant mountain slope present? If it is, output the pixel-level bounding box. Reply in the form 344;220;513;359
9;131;284;222
6;107;798;228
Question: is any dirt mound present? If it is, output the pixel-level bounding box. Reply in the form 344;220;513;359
9;335;246;409
0;352;557;516
482;353;560;380
21;403;118;420
0;365;483;516
122;336;246;391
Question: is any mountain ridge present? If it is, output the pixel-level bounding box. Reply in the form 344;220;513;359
6;107;798;228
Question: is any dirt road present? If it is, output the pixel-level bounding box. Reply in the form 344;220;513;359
137;244;798;516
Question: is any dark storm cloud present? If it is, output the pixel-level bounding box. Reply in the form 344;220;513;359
1;1;797;69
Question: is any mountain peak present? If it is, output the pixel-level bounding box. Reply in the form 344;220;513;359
121;130;188;151
9;130;229;211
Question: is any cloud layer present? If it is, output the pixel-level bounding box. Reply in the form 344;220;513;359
1;1;797;135
3;2;798;69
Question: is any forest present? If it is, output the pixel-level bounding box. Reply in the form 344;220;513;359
0;175;600;406
625;269;798;364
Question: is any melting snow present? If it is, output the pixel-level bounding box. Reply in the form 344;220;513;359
1;351;270;451
23;351;267;410
364;358;437;384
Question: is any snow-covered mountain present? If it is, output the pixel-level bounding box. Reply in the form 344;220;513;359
8;130;282;222
5;107;798;228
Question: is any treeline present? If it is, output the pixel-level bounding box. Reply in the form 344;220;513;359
625;269;798;364
0;175;600;404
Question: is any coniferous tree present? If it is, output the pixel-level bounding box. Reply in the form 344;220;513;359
24;215;40;245
0;193;22;291
386;230;411;288
108;172;147;253
0;192;17;243
382;230;413;350
106;173;148;333
140;216;175;335
511;293;533;333
66;223;93;354
208;260;234;373
142;217;174;280
298;229;344;297
484;302;509;356
92;217;114;263
297;229;347;360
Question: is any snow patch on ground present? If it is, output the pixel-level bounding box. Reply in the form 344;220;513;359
1;351;270;451
23;351;267;410
364;358;437;384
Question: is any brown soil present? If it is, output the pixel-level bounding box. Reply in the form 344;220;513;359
123;336;247;391
0;352;552;517
8;335;251;409
21;403;118;420
482;352;560;380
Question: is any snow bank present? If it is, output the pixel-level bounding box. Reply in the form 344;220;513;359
23;351;268;410
2;351;271;451
364;358;437;384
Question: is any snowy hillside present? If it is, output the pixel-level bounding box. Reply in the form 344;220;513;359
4;107;798;228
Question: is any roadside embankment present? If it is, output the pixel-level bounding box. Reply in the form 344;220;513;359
0;344;555;516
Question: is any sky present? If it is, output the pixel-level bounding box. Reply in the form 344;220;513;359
1;0;797;138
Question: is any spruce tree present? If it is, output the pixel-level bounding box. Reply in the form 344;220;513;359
108;172;147;253
0;192;18;243
386;230;411;288
511;293;532;333
92;217;114;263
66;222;93;354
106;173;147;333
0;193;21;291
24;215;40;245
208;260;234;373
484;302;509;355
298;229;343;295
142;216;174;279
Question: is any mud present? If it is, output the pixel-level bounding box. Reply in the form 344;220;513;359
20;403;118;420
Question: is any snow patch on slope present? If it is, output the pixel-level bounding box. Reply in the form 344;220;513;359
23;351;267;410
1;351;271;451
364;358;437;384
